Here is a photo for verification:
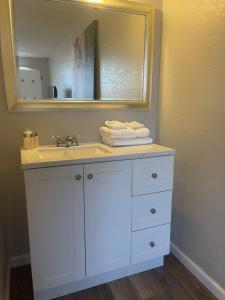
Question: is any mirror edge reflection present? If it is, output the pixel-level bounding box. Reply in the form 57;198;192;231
0;0;155;111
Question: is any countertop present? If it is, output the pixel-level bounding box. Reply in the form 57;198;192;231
21;143;175;170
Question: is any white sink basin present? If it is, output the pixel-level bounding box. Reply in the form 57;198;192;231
37;144;112;161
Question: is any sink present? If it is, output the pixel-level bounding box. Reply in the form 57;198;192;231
37;144;112;161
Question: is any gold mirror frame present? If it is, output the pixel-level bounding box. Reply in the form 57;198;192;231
0;0;155;111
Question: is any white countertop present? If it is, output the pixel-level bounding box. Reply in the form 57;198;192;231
21;143;175;170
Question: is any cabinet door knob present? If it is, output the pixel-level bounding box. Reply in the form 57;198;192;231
149;241;155;248
75;175;82;181
150;208;156;214
87;174;94;180
152;173;158;179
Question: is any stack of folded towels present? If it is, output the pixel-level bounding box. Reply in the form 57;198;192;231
99;121;153;147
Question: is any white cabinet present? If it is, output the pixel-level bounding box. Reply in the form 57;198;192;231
24;152;174;299
84;161;132;276
24;165;85;291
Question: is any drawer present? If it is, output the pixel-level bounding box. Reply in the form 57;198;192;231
132;156;174;196
132;191;172;231
131;224;170;264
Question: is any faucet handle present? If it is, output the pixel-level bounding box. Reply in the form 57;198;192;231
52;135;64;147
71;134;79;146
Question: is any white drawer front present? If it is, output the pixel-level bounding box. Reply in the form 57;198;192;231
132;156;174;196
131;224;171;264
132;191;172;231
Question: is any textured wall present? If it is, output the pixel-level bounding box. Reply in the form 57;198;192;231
97;10;145;100
0;0;162;257
159;0;225;289
50;11;145;100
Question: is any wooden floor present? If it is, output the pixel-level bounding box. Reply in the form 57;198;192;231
10;255;218;300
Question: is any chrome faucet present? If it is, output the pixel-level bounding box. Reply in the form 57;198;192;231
65;135;79;147
52;135;79;147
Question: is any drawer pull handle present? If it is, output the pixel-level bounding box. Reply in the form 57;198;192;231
152;173;158;179
149;241;155;248
75;175;82;181
150;208;156;214
87;174;94;180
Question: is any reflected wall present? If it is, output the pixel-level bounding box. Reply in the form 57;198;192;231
14;0;146;101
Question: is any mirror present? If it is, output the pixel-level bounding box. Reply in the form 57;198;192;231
0;0;154;110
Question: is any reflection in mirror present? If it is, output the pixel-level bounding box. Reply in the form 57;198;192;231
13;0;146;101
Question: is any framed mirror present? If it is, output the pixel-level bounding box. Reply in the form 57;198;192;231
0;0;155;111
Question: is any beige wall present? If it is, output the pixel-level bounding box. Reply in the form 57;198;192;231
0;201;7;300
159;0;225;289
0;0;162;258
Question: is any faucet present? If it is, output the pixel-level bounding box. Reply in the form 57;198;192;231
65;135;79;147
52;135;79;147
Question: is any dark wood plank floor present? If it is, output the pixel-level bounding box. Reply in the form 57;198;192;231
10;255;218;300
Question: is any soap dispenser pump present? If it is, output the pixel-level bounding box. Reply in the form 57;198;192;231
22;128;35;150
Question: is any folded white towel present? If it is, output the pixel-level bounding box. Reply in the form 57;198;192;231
125;121;145;130
100;126;137;139
136;127;150;138
105;121;127;130
100;126;150;140
102;135;153;147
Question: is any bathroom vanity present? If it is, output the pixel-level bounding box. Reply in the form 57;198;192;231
21;143;175;300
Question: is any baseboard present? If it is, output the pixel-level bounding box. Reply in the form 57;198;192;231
4;254;30;300
9;253;30;269
4;261;10;300
171;242;225;300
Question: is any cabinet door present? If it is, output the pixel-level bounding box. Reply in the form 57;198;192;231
84;161;132;276
24;165;85;291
